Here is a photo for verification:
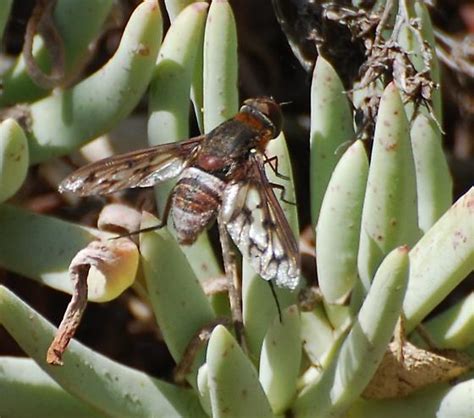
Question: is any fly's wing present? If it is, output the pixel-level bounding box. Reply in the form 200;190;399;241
59;136;203;196
221;154;300;289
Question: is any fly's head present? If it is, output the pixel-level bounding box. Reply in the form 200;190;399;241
240;97;282;142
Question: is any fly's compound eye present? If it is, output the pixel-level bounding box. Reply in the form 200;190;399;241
241;97;283;138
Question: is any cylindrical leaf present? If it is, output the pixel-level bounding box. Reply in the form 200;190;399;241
414;293;474;349
358;82;419;291
411;113;452;232
404;188;474;331
0;357;103;418
397;2;450;231
317;140;368;302
346;378;474;418
164;0;197;21
0;119;29;202
259;305;301;414
310;56;354;225
27;0;163;163
0;0;114;105
196;364;212;416
0;204;103;295
243;262;297;363
148;2;208;145
295;246;409;418
207;325;273;418
139;213;215;382
203;0;238;132
0;286;207;417
300;305;335;366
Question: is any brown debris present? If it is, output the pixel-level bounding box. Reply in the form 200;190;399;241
173;317;232;384
298;286;324;312
46;237;138;365
46;262;90;365
23;0;65;89
363;338;473;399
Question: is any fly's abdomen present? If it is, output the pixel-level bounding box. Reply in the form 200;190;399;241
171;167;226;244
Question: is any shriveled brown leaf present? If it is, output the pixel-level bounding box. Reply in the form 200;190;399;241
173;318;231;384
23;0;65;89
363;339;473;399
47;237;138;365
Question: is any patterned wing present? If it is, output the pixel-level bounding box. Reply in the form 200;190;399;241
59;136;203;196
221;154;300;289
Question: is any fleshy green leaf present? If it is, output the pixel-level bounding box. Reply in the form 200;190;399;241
0;357;103;418
317;140;368;303
0;119;29;202
139;213;215;383
0;204;104;296
260;305;301;414
0;286;207;418
164;0;198;21
148;2;208;145
27;0;163;163
203;0;238;132
404;188;474;331
346;377;474;418
310;56;354;225
411;113;452;232
295;246;409;418
0;0;114;105
358;82;419;291
300;304;335;366
412;292;474;349
207;325;273;418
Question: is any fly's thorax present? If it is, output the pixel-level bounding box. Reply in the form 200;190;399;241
171;167;226;245
193;118;260;180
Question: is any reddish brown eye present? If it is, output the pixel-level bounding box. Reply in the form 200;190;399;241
262;99;282;136
241;97;283;137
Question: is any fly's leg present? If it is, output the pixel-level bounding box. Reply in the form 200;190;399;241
110;192;173;239
268;281;282;323
263;153;296;205
269;181;296;206
263;154;290;180
217;212;248;353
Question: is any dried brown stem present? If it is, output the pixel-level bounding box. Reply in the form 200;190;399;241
374;0;396;47
23;0;65;89
435;30;474;78
46;264;90;365
173;317;231;384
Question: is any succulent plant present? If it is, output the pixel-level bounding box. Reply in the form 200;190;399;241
0;1;473;417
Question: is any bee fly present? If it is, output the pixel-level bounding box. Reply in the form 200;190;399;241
60;97;300;290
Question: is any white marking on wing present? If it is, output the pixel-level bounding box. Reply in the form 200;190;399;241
138;159;186;186
222;182;300;289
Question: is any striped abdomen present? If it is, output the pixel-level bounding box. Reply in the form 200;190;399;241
170;167;226;244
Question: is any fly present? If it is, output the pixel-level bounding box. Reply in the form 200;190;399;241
59;97;300;290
